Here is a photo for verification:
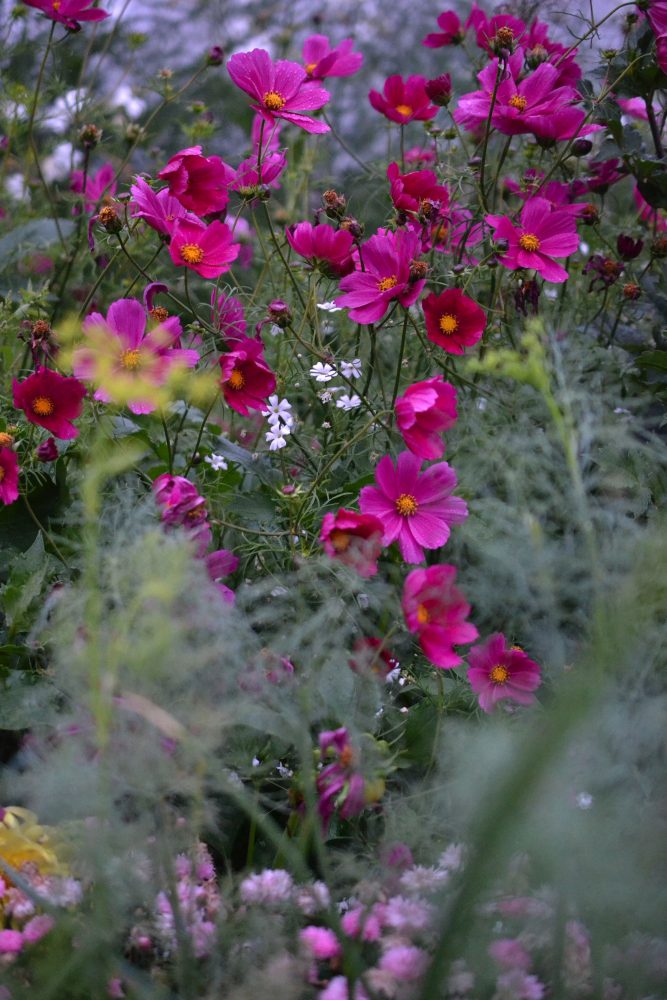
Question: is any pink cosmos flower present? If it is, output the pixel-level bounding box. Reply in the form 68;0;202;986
379;946;430;982
467;632;542;713
395;376;458;460
647;1;667;72
300;926;342;960
286;221;355;277
422;10;464;47
422;288;486;354
227;49;330;134
13;367;86;440
465;4;526;53
211;291;246;342
168;219;240;279
73;298;198;415
219;337;276;415
302;34;363;80
402;564;478;668
634;185;667;232
205;548;238;605
504;170;586;215
359;451;467;564
0;447;20;505
130;176;200;236
369;75;439;125
336;229;425;324
71;162;116;213
22;0;109;30
230;150;287;196
387;162;449;218
486;197;579;283
404;146;436;166
0;929;23;954
158;146;234;216
152;474;212;555
319;508;384;577
316;727;368;828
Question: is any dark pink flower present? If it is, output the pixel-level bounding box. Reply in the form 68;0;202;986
230;151;287;197
0;448;19;505
467;632;542;713
168;219;240;279
404;146;436;167
130;176;200;236
205;548;238;605
320;508;384;577
13;367;86;440
423;10;464;47
159;146;234;216
486;197;579;283
387;162;449;218
0;929;23;954
422;288;486;354
227;48;330;134
402;564;478;668
302;34;363;80
336;229;425;324
359;451;467;564
316;728;369;828
300;926;342;960
395;376;457;460
70;162;116;213
286;221;354;277
152;473;212;554
219;337;276;415
22;0;109;30
369;75;438;125
36;437;59;462
211;291;246;342
465;5;526;53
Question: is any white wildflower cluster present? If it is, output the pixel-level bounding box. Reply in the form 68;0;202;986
263;395;294;451
205;453;228;472
309;358;362;411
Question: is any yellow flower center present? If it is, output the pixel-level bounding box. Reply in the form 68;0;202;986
263;90;286;111
227;368;245;390
32;396;54;417
377;275;398;292
120;348;141;371
330;530;351;553
439;313;458;335
395;104;413;117
519;232;541;252
305;62;318;75
495;26;515;46
490;664;510;685
52;0;61;9
0;467;5;483
416;603;430;625
395;493;418;517
180;243;204;264
509;94;528;112
339;745;354;768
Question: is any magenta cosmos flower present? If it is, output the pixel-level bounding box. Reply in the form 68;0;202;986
316;727;369;828
422;10;464;47
169;220;240;279
336;229;425;324
230;150;287;197
467;633;542;713
71;162;116;213
130;176;200;236
73;298;198;415
22;0;109;29
152;473;211;555
465;5;526;53
227;48;330;134
387;162;449;218
219;337;276;415
403;564;478;668
0;448;20;505
395;376;458;460
369;75;438;125
286;221;355;278
422;288;486;354
486;197;579;283
320;508;384;577
158;146;234;216
302;34;363;80
359;451;468;564
13;368;86;440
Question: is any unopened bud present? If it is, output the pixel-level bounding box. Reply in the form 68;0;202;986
78;123;102;150
622;282;641;300
98;204;123;233
409;259;429;282
425;74;452;107
526;44;548;69
571;138;593;157
580;203;600;225
322;189;347;219
339;216;364;239
207;45;224;66
651;236;667;258
36;437;59;462
268;300;292;328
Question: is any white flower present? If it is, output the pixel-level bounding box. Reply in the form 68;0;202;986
111;83;146;119
339;358;362;379
5;173;29;202
336;393;361;411
266;424;290;450
205;453;228;471
319;391;333;404
575;791;593;810
42;141;81;183
263;395;293;427
317;301;342;313
42;89;87;133
310;362;336;383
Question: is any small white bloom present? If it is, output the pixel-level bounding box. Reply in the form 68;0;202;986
252;757;260;767
575;791;593;810
339;358;362;380
111;83;146;119
579;241;590;255
310;362;336;383
42;141;81;183
205;453;228;471
269;323;283;337
385;667;402;685
5;173;29;202
276;762;294;778
319;391;333;404
43;89;87;133
336;393;361;411
317;301;342;313
263;395;293;426
321;421;331;429
266;424;290;450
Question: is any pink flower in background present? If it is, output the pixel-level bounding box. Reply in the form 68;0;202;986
13;367;86;440
219;337;276;415
302;34;363;79
320;508;384;577
230;151;287;195
22;0;109;30
168;220;240;279
402;564;478;668
422;288;486;354
158;146;233;216
286;221;355;277
395;376;458;460
504;171;586;215
211;291;246;342
404;146;436;166
634;185;667;232
205;548;238;604
647;1;667;72
300;925;342;960
70;162;116;213
465;5;526;53
316;727;369;828
422;10;464;47
467;633;542;713
387;162;449;217
369;75;439;125
359;451;468;563
152;474;212;555
0;447;20;505
336;229;425;324
227;49;331;133
130;176;199;236
486;198;579;283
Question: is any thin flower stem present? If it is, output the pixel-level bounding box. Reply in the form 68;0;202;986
478;60;504;213
645;95;664;159
300;411;391;504
321;111;374;175
21;493;70;568
390;309;410;413
183;398;217;477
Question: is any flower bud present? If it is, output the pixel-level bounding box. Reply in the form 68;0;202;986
78;123;102;150
425;74;452;107
526;44;549;68
322;189;347;219
622;282;641;300
491;26;516;54
616;234;644;260
651;236;667;258
268;300;292;328
339;216;364;239
98;205;123;233
0;432;14;448
571;138;593;157
409;259;429;282
36;437;59;463
207;45;224;66
580;203;600;225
